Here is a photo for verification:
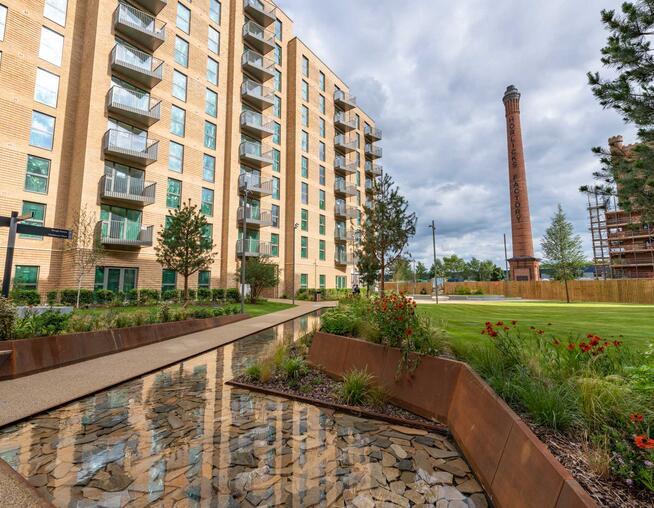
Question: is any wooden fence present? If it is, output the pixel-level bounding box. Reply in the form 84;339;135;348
443;280;654;305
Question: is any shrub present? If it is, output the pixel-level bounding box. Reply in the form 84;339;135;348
340;369;374;406
113;314;134;329
113;292;126;305
0;298;17;340
46;291;58;306
161;289;180;302
15;310;70;338
60;289;93;306
190;308;213;319
197;288;211;302
321;308;359;336
93;289;114;305
138;289;160;305
211;288;225;302
245;363;262;382
420;287;428;295
454;286;472;295
282;357;308;381
187;289;196;301
226;288;240;303
516;377;580;431
370;294;419;348
10;289;41;306
159;303;172;323
126;289;139;304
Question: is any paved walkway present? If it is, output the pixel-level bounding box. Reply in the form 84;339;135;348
0;301;334;428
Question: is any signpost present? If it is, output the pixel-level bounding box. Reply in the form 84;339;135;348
1;212;72;298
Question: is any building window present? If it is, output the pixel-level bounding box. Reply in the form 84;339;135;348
301;105;309;128
302;55;309;77
273;122;281;145
319;71;325;92
167;178;181;209
301;131;309;152
39;27;64;66
302;80;309;101
34;68;59;107
201;188;214;216
20;202;46;239
301;156;308;178
319;95;325;114
170;105;186;136
274;19;282;40
207;58;219;85
301;182;308;205
319;141;326;162
210;0;221;23
301;209;308;231
29;111;55;150
172;70;187;101
162;269;177;292
300;236;308;258
176;2;190;33
355;114;360;129
271;204;280;227
24;155;50;194
319;274;326;289
319;240;326;261
198;270;211;289
272;176;280;199
271;233;279;257
319;118;325;138
300;273;308;289
319;214;326;235
273;148;280;172
208;26;220;54
174;36;189;67
0;5;6;41
204;121;217;149
274;44;282;65
273;95;281;118
203;154;215;182
205;88;218;117
319;190;326;210
95;267;138;292
274;69;282;92
202;224;213;246
336;275;346;289
14;266;39;290
319;166;326;186
168;141;184;172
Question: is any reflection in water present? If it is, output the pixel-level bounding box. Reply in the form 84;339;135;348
0;312;487;507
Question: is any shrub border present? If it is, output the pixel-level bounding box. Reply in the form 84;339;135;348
308;331;597;508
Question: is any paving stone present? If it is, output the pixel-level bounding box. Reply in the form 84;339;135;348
351;494;375;508
434;485;466;501
389;480;406;495
370;487;410;507
457;478;483;494
390;444;408;459
469;493;489;508
397;459;413;471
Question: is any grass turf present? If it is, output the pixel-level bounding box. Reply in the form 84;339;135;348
418;302;653;350
75;301;294;318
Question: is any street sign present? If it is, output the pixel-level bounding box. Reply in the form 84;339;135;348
15;224;73;239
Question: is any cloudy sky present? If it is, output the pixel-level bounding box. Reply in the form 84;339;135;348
279;0;636;267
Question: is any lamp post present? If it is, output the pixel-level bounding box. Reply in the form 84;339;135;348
240;188;249;315
427;220;439;304
291;222;299;305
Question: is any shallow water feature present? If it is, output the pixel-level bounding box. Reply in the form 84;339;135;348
0;312;488;507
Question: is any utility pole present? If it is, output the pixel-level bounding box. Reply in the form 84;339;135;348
291;223;299;305
240;188;249;315
427;220;438;304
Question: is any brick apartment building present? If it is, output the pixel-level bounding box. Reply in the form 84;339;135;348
0;0;382;296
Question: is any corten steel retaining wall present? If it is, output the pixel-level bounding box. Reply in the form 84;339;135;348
309;332;597;508
0;314;248;380
444;279;654;304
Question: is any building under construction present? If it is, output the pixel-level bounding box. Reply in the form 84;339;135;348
585;189;654;279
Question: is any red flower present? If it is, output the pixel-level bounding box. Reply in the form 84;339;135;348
496;321;504;327
537;330;545;335
406;328;413;337
567;343;576;351
634;435;654;449
511;320;517;326
630;414;644;424
613;340;622;347
503;326;510;331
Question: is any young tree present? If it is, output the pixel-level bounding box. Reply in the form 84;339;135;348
357;254;380;294
540;205;587;303
588;0;654;222
66;206;104;308
391;257;413;282
358;173;417;296
415;261;429;281
443;255;467;280
155;200;216;305
235;258;279;303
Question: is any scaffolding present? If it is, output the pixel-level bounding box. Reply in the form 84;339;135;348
585;189;613;279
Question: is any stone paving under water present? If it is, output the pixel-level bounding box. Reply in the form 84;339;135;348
0;313;489;507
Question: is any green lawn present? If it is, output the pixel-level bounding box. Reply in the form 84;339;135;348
76;301;294;318
418;302;654;350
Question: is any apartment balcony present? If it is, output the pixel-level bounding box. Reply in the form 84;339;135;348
335;156;358;175
236;238;272;257
335;252;356;266
365;179;374;193
110;43;163;88
365;144;383;159
365;161;383;177
242;49;275;82
243;20;275;54
334;90;357;111
114;3;166;51
334;134;358;154
240;140;273;168
334;112;357;133
237;207;273;227
334;228;354;243
103;129;159;166
334;181;357;197
238;173;273;197
241;79;275;109
132;0;167;15
98;220;153;248
364;125;382;142
106;86;161;127
244;0;276;28
334;204;358;219
240;110;274;138
100;175;156;206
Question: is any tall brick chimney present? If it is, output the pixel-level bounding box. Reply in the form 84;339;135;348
503;85;540;281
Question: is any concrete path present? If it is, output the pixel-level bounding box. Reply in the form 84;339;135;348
0;301;334;428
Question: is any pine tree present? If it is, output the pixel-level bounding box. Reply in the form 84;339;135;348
540;205;587;303
588;0;654;222
357;173;417;295
155;200;216;304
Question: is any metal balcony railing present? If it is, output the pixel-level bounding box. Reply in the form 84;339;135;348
103;129;159;166
334;204;358;219
334;228;353;242
365;161;383;176
236;238;273;257
364;125;383;141
106;86;161;127
239;140;273;167
238;173;273;196
100;175;156;206
98;220;153;247
334;134;358;153
335;156;359;174
237;207;273;227
241;78;275;109
114;3;166;51
365;179;374;192
240;110;274;137
243;20;275;53
334;89;357;110
334;181;357;196
244;0;276;27
334;112;357;131
365;144;383;159
242;49;275;81
110;43;163;88
334;252;355;265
